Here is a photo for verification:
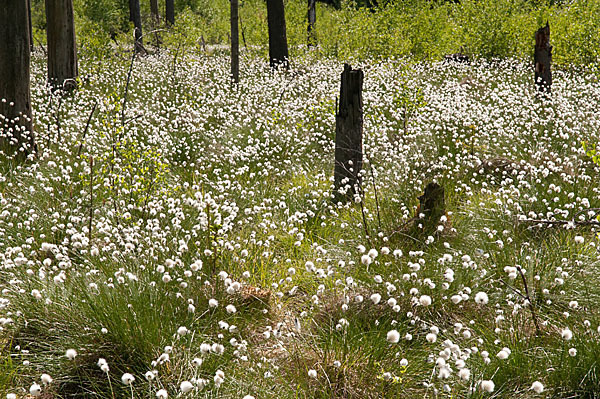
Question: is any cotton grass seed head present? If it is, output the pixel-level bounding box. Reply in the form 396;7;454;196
474;292;489;305
180;380;194;393
29;383;42;397
419;295;432;306
387;329;400;343
531;381;544;393
480;380;495;393
121;373;135;385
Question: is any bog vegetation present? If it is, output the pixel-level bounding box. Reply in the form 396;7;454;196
1;0;600;399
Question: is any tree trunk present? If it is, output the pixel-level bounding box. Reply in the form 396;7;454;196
0;0;36;158
128;0;134;21
266;0;289;69
129;0;144;53
27;0;34;52
45;0;78;91
534;22;552;93
334;64;363;200
230;0;240;83
150;0;159;23
166;0;175;26
308;0;316;47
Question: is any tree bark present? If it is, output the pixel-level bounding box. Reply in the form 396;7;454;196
27;0;34;52
534;22;552;93
166;0;175;26
46;0;78;91
0;0;36;158
266;0;289;69
150;0;159;23
308;0;316;47
230;0;240;83
334;64;363;200
128;0;144;53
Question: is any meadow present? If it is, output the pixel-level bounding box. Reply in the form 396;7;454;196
2;1;600;397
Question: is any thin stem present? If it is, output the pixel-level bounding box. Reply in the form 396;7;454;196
516;265;541;335
88;156;94;246
77;102;97;156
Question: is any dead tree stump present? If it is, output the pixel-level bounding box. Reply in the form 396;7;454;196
534;22;552;92
333;64;363;200
416;183;445;232
308;0;317;47
266;0;289;69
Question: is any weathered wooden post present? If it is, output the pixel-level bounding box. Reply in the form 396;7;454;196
0;0;36;157
334;64;364;200
231;0;240;83
308;0;316;47
46;0;78;91
266;0;289;69
534;22;552;92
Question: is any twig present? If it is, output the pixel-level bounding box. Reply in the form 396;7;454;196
89;156;94;246
364;153;381;230
516;265;541;335
77;102;97;156
498;279;526;299
121;46;138;127
358;183;371;246
55;95;63;142
238;14;248;49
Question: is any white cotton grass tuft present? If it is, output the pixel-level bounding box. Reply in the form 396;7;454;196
180;380;194;393
496;349;509;360
121;373;135;385
29;383;42;397
387;329;400;343
177;326;189;336
40;373;53;384
480;380;495;393
65;349;77;360
242;396;256;399
474;292;489;305
531;381;544;393
308;369;318;378
156;389;168;399
561;328;573;340
370;293;381;304
419;295;432;306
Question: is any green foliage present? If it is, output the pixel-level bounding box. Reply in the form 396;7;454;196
60;0;600;65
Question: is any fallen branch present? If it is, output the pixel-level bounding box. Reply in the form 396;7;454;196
520;208;600;228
